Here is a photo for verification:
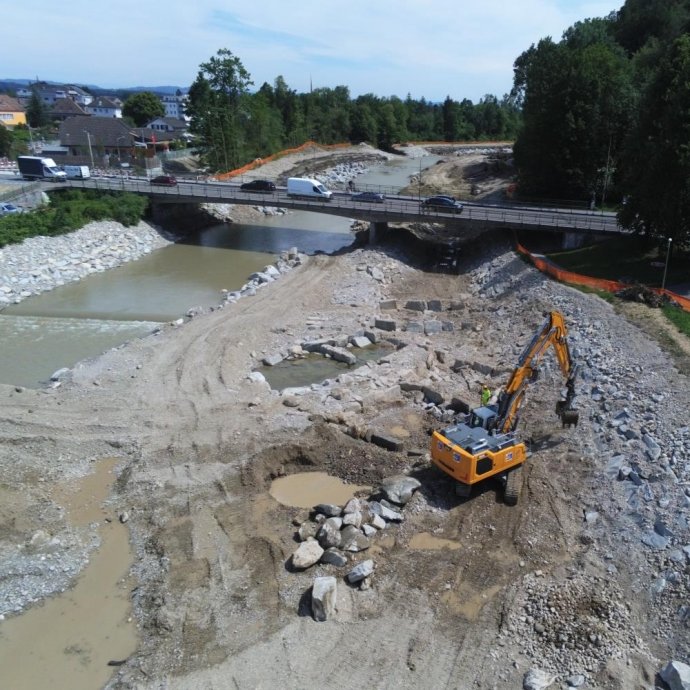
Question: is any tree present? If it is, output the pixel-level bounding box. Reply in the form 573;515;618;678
122;92;165;127
0;125;11;158
618;34;690;245
512;16;633;199
186;48;254;171
26;90;49;128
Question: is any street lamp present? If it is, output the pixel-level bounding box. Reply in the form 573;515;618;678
83;130;95;169
116;135;125;161
661;237;672;291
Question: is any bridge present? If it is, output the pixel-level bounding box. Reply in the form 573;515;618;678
48;176;625;236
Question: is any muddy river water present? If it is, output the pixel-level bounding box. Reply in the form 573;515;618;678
0;154;439;388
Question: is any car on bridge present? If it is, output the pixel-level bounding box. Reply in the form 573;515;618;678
421;195;464;212
240;179;276;193
150;175;178;186
351;191;385;203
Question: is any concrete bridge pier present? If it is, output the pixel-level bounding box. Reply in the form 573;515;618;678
562;232;588;250
369;221;389;244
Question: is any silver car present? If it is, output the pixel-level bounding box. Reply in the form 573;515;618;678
0;202;23;215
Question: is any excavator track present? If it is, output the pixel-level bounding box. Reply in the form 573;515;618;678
503;466;523;506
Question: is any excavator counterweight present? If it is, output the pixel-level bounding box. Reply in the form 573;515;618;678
430;311;579;505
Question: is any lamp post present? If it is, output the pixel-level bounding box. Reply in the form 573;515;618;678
116;135;125;162
661;237;672;291
418;157;422;201
83;130;95;169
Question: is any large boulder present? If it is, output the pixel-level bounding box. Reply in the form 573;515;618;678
660;661;690;690
381;475;422;505
523;668;556;690
291;540;324;569
311;576;337;622
346;559;375;584
317;517;343;549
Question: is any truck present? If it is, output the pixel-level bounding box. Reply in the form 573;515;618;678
286;177;332;200
17;156;67;182
62;165;90;180
430;311;579;506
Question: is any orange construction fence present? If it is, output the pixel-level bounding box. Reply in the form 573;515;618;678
213;139;514;180
213;141;351;181
515;242;690;313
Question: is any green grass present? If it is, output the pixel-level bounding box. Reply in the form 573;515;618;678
567;283;617;303
546;236;687;288
0;190;148;247
662;304;690;337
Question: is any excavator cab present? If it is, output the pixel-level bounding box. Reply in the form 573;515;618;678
467;406;499;431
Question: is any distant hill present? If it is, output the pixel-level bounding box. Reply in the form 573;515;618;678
0;79;187;96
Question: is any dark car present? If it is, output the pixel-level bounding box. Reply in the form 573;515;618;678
351;191;385;203
150;175;177;186
240;179;276;192
421;195;464;211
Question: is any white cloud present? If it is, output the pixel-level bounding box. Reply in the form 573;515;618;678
3;0;622;101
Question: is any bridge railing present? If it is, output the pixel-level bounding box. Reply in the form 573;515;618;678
57;176;625;235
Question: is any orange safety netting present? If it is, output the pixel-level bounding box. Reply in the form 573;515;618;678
213;141;351;181
213;140;514;180
515;242;690;312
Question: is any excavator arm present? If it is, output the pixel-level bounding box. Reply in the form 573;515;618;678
496;311;578;433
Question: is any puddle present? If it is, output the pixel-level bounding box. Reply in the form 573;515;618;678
441;583;503;620
409;532;461;551
0;458;137;690
269;471;370;508
388;425;411;439
259;343;395;391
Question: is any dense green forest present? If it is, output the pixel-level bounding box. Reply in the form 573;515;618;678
184;49;521;172
513;0;690;245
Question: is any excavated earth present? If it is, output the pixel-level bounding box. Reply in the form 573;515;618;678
0;146;689;690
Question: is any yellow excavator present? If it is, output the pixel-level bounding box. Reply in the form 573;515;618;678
430;311;579;505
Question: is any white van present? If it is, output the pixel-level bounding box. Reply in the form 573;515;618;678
286;177;332;200
63;165;91;179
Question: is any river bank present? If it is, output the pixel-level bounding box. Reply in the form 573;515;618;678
0;220;174;307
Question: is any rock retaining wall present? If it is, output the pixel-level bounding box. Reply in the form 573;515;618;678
0;220;174;307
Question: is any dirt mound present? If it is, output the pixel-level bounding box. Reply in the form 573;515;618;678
615;284;669;307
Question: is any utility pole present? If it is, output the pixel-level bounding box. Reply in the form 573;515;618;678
661;237;672;291
83;130;95;169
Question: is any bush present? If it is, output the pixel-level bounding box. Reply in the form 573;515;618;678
0;190;148;247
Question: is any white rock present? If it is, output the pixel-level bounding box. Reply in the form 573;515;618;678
660;660;690;690
291;540;324;569
311;576;337;622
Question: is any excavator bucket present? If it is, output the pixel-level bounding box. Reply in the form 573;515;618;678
556;400;579;428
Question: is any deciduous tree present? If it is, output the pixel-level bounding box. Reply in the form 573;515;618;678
122;92;165;127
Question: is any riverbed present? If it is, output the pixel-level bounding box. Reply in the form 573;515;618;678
0;152;441;388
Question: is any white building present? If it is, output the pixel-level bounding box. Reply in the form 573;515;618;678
160;93;189;121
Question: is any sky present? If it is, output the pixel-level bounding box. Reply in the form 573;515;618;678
5;0;622;103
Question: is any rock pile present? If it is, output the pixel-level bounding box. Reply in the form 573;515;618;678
221;248;303;304
288;475;421;621
313;160;370;190
452;240;690;683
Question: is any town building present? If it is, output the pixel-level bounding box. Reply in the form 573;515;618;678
0;94;26;128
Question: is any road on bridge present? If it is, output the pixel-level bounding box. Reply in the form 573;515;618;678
36;175;624;235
